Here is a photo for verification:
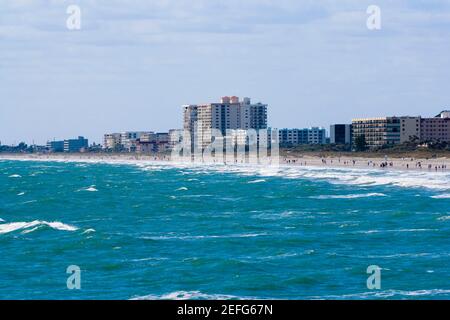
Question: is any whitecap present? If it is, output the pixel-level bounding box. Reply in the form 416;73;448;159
17;192;25;196
8;174;21;178
0;220;78;234
82;228;96;234
78;186;98;192
247;179;266;184
353;228;436;234
176;187;188;191
310;193;387;200
141;233;268;241
437;216;450;221
131;291;252;300
431;194;450;199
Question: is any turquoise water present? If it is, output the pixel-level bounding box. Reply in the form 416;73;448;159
1;159;450;300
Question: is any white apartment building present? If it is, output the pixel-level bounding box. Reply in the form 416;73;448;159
183;96;268;149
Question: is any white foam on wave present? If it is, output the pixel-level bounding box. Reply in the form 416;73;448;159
17;192;25;196
247;179;266;184
309;193;387;199
0;220;79;234
131;291;252;300
176;187;188;191
431;194;450;199
8;174;21;178
82;228;96;234
77;186;98;192
4;157;450;191
141;232;268;241
352;228;436;235
136;162;450;191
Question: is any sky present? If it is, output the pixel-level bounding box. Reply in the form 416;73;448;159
1;0;450;145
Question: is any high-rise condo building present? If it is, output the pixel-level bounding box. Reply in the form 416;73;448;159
183;96;268;149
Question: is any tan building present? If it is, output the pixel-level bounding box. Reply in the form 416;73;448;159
420;111;450;142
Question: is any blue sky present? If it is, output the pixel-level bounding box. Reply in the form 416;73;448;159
1;0;450;145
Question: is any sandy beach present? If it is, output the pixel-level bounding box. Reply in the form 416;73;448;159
282;155;450;172
1;153;449;172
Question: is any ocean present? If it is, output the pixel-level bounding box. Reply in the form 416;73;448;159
0;159;449;300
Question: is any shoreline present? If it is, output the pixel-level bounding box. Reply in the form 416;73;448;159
1;153;449;173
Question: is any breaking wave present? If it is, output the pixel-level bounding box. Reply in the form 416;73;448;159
131;291;252;300
431;194;450;199
0;220;79;234
309;193;387;199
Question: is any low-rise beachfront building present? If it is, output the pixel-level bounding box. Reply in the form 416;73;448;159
352;117;401;148
135;134;171;153
46;140;65;152
420;111;450;142
330;124;352;145
64;136;89;153
46;137;88;153
279;127;326;146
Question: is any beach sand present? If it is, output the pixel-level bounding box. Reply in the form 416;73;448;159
1;153;449;172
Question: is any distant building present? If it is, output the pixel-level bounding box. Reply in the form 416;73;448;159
169;129;183;148
46;140;65;152
420;111;450;142
183;96;268;149
103;133;122;150
352;117;401;148
279;127;326;146
103;131;156;152
120;131;151;151
135;132;170;153
330;124;352;145
64;136;88;153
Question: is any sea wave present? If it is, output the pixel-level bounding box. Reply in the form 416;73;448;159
131;291;252;300
309;193;387;199
140;162;450;191
247;179;266;184
140;233;268;241
431;194;450;199
0;220;79;234
3;157;450;191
